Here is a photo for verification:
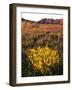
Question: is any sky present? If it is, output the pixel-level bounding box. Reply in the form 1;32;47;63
21;12;63;21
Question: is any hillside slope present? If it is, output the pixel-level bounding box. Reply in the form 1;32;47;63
21;18;63;34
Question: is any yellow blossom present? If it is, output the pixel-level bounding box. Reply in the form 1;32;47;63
26;45;60;74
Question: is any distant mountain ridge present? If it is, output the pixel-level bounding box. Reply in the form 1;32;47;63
22;18;63;24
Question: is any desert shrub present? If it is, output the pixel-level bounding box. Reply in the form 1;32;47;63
26;45;60;75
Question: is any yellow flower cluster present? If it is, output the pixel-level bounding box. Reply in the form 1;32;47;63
26;45;60;74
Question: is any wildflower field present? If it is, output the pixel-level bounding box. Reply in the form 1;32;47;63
21;31;63;77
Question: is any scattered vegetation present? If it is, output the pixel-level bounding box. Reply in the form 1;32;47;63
22;31;63;77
